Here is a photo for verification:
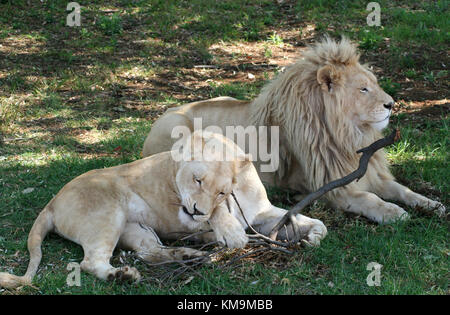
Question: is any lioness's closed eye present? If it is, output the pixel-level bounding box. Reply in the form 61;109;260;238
175;159;235;228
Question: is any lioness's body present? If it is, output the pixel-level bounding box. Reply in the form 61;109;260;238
51;152;192;241
0;132;327;289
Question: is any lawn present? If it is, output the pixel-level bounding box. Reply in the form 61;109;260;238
0;0;448;295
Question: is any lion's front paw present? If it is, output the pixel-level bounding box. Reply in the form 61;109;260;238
435;202;447;217
379;203;410;224
423;200;446;217
215;223;248;249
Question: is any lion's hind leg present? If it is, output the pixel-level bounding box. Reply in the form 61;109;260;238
118;222;208;264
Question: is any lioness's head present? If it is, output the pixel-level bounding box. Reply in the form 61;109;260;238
315;37;394;132
174;131;251;228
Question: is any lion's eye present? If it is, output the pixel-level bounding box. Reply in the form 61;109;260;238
194;178;202;185
360;87;369;93
218;192;225;197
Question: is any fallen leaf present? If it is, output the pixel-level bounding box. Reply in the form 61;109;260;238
22;187;35;194
183;276;194;285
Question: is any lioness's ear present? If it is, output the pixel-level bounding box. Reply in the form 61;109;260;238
189;130;206;160
234;154;253;181
317;64;341;92
237;154;253;172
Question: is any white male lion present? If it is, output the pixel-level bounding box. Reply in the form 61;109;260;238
0;131;326;289
143;37;445;223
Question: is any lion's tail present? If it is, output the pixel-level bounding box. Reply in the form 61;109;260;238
0;208;53;289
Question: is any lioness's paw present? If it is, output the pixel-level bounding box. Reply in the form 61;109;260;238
294;216;327;247
179;248;210;262
278;214;328;246
107;266;141;283
304;219;327;247
215;224;248;249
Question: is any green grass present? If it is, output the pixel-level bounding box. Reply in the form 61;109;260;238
0;0;448;295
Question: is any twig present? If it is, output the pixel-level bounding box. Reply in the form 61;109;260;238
194;65;219;69
194;63;279;71
247;237;293;254
269;128;401;241
3;136;37;143
223;247;268;267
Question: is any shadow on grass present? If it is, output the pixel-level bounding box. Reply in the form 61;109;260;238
0;0;287;84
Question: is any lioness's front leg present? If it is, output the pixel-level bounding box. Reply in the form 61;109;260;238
332;189;410;223
372;180;446;217
208;203;248;248
231;163;327;246
251;205;328;246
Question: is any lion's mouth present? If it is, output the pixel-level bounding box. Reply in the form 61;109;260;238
370;114;390;124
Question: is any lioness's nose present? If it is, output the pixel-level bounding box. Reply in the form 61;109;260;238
383;101;394;110
193;203;204;216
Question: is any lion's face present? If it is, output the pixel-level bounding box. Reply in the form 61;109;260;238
344;66;394;131
175;160;234;228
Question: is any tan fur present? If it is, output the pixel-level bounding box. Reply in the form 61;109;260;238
143;37;445;223
0;132;327;289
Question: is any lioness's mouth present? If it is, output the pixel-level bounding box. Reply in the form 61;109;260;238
182;205;192;217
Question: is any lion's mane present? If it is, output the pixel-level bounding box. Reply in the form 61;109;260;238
250;37;393;192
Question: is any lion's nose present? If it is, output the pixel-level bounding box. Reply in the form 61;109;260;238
383;101;394;110
193;203;204;216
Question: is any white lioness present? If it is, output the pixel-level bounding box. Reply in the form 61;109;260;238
143;37;445;223
0;131;326;289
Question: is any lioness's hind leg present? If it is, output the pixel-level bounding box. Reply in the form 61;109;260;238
80;248;141;283
79;218;140;282
119;222;208;263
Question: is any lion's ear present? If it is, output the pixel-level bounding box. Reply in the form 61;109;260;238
317;64;341;92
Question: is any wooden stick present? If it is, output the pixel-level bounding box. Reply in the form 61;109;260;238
269;128;401;241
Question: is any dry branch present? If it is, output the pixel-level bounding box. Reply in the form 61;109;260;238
269;128;401;241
